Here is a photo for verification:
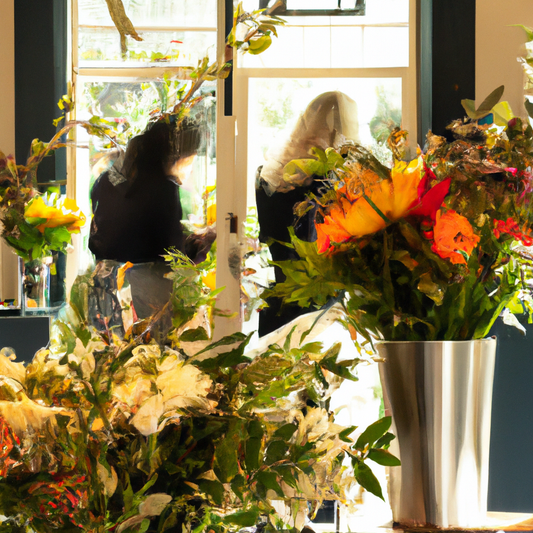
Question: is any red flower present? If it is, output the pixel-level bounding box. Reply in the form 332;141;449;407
409;176;452;221
493;218;533;246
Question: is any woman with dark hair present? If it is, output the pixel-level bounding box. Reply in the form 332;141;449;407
88;119;209;333
89;119;203;263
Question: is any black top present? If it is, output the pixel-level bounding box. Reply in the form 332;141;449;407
89;169;185;263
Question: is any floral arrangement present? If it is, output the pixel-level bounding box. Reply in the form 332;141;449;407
0;251;398;533
266;95;533;349
0;137;85;262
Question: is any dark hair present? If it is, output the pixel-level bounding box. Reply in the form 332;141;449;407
120;119;203;180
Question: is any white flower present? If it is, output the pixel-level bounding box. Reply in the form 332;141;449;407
157;362;215;412
130;394;164;436
0;349;25;384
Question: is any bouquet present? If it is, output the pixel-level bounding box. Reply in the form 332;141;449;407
0;141;85;262
266;105;533;349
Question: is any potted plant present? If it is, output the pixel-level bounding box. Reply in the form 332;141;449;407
265;88;533;528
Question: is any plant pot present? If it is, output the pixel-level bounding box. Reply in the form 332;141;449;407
376;338;497;528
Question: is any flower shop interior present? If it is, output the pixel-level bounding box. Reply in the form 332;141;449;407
2;0;533;531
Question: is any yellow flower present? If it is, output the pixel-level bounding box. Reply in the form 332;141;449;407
316;158;422;252
201;270;216;291
206;204;216;225
24;196;85;233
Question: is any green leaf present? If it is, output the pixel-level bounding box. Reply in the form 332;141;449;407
245;437;263;472
283;325;297;352
265;440;288;465
247;34;272;55
353;462;384;500
461;85;504;120
192;331;249;356
492;100;514;126
273;423;298;441
179;327;209;342
300;341;323;354
476;85;505;116
44;225;71;250
526;99;533;119
231;474;246;501
257;471;284;498
320;344;357;382
277;465;298;489
223;507;261;527
338;425;357;443
214;421;243;482
417;272;444;305
193;333;252;370
248;419;264;438
354;416;392;451
511;24;533;41
367;448;401;466
374;432;395;450
461;98;477;120
198;479;225;506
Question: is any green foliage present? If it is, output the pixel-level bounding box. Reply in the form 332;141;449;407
0;251;395;532
348;416;399;501
461;85;505;121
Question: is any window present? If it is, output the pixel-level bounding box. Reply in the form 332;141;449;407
69;0;219;279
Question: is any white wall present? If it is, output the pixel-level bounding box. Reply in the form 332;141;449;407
0;0;19;301
0;0;14;155
476;0;533;117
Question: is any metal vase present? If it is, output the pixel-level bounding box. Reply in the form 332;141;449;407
376;338;497;528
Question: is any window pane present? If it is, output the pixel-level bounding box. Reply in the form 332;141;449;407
244;78;401;335
78;0;216;67
78;28;216;67
78;0;216;28
248;77;402;188
240;0;409;69
288;0;339;8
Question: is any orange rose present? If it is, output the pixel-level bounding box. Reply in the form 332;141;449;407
431;210;480;265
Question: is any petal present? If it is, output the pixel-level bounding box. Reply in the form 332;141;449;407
316;224;332;254
409;177;451;220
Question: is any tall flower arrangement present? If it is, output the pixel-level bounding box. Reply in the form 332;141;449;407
266;113;533;350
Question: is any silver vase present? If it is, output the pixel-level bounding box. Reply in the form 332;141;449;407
376;338;497;528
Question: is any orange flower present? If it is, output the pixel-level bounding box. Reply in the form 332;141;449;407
24;196;85;234
431;210;480;265
316;158;422;253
